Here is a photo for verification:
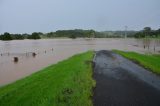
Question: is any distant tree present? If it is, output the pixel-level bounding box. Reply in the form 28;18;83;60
90;30;96;38
22;33;30;39
46;32;56;38
0;32;13;40
134;32;145;38
28;32;41;39
150;30;157;37
84;30;95;38
11;34;24;40
156;28;160;37
143;27;151;32
143;27;151;37
133;27;160;38
54;29;96;38
69;34;76;39
37;32;43;35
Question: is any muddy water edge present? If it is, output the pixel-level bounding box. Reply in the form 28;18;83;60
0;38;159;86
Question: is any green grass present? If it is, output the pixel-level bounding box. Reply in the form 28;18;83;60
114;50;160;74
0;51;95;106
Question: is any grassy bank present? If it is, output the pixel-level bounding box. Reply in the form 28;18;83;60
0;51;95;106
114;50;160;74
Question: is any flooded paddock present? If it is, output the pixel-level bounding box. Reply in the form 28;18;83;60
0;38;160;86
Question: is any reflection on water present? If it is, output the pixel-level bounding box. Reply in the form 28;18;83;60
0;38;159;86
136;38;160;53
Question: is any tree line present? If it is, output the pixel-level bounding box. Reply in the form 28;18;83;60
45;29;95;38
0;29;96;40
45;30;136;38
0;32;41;40
1;28;159;40
134;27;160;38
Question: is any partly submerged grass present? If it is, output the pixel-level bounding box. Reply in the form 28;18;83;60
0;51;95;106
113;50;160;75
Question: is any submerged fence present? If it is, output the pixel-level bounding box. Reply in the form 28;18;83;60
135;39;160;53
0;48;54;63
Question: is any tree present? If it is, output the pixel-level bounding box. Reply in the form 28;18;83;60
11;34;25;40
143;27;151;37
28;32;41;39
69;34;76;39
134;32;145;38
22;33;30;39
46;32;56;38
0;32;13;40
156;28;160;37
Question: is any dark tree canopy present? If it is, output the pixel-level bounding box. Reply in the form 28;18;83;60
143;27;151;32
0;32;13;40
11;34;25;40
0;27;159;40
134;27;160;38
28;32;41;39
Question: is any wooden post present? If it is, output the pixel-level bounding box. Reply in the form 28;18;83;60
14;57;19;62
32;52;36;57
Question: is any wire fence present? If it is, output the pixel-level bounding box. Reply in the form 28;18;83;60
0;48;54;62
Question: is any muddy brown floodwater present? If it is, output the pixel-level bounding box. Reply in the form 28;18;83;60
0;38;159;86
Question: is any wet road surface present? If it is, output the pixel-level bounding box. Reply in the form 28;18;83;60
93;50;160;106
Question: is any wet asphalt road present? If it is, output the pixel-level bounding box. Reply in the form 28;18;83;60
93;50;160;106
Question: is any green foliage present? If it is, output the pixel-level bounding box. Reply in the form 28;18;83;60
134;27;160;38
114;50;160;74
0;51;95;106
11;34;25;40
95;31;137;38
46;32;56;38
0;33;28;40
143;27;151;33
134;32;145;38
0;32;12;40
54;29;95;38
28;32;41;39
69;34;76;39
43;30;137;38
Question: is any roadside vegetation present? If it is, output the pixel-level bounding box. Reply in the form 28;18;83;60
0;51;95;106
114;50;160;74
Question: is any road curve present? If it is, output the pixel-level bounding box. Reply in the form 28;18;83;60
93;50;160;106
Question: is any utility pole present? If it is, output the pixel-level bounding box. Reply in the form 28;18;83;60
124;26;128;38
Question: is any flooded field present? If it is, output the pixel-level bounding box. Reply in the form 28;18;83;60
0;38;160;86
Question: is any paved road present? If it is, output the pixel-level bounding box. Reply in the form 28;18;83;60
93;50;160;106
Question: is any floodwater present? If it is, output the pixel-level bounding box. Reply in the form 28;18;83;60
0;38;160;86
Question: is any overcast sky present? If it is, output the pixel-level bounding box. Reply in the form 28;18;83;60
0;0;160;34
